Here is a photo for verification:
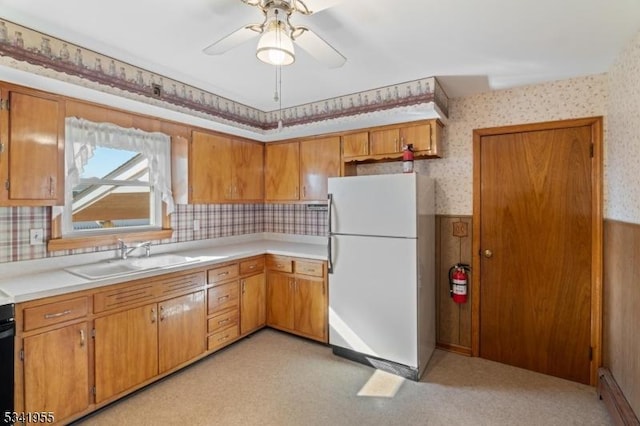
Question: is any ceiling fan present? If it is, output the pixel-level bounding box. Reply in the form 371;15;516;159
203;0;346;68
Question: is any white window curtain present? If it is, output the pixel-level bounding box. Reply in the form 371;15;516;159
54;117;175;227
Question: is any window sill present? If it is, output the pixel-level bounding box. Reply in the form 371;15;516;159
47;229;173;252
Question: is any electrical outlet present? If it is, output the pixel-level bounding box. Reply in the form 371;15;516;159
193;219;200;231
452;222;468;238
29;228;44;245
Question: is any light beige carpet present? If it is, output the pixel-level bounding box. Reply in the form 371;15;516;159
75;329;611;426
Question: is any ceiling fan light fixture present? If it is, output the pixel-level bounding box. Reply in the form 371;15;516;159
256;20;295;66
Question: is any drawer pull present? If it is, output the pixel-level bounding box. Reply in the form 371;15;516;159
218;318;230;325
44;309;72;319
218;295;229;301
305;268;315;272
218;335;230;342
217;271;229;276
80;329;86;347
249;265;256;269
276;263;283;268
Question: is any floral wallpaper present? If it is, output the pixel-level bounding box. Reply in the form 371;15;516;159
606;30;640;224
360;74;608;215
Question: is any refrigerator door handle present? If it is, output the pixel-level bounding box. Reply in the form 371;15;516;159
327;193;334;274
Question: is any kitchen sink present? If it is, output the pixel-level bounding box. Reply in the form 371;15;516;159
65;254;199;280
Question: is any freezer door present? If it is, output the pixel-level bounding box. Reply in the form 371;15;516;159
329;234;418;368
328;174;417;238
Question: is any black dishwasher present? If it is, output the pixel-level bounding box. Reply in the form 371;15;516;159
0;303;15;421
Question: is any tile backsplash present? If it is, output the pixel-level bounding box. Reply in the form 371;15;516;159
0;203;328;264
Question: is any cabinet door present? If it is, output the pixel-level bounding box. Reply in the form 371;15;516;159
300;137;341;201
190;131;233;202
158;291;206;373
265;142;300;201
23;322;90;421
2;90;63;205
94;303;159;403
294;278;328;342
240;273;266;335
266;272;294;330
342;132;369;158
400;123;432;152
233;139;264;201
370;128;401;155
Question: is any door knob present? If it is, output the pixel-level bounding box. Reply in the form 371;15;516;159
483;249;493;258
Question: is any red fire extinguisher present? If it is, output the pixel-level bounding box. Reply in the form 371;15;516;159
449;263;470;304
402;143;414;173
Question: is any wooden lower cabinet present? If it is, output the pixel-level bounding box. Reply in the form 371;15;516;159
240;272;266;335
266;256;328;343
23;322;90;420
158;291;206;373
94;303;159;403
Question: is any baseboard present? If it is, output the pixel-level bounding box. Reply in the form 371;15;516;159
598;367;640;425
436;342;472;356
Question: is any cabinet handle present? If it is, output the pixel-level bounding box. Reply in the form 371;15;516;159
151;308;156;323
395;139;399;152
218;334;230;342
218;318;230;325
80;329;85;347
217;271;229;276
44;309;71;319
276;263;283;268
294;186;298;199
159;305;165;321
218;295;229;301
303;186;306;198
241;280;245;294
49;176;55;197
249;265;256;269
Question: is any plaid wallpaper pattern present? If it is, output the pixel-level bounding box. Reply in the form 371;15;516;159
0;203;327;263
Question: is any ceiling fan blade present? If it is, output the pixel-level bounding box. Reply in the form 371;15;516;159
203;26;259;55
295;29;346;68
301;0;343;14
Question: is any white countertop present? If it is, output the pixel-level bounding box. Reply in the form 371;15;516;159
0;233;327;304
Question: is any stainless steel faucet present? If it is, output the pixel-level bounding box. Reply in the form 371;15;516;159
117;240;151;260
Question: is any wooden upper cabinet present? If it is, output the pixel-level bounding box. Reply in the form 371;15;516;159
232;139;264;201
370;128;401;155
300;136;341;201
342;132;369;158
190;131;233;203
265;142;300;201
190;130;263;203
344;120;443;161
0;87;64;206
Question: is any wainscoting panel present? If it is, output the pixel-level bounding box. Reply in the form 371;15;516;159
435;215;473;354
603;219;640;420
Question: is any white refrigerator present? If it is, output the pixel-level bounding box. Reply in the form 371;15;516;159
327;173;435;380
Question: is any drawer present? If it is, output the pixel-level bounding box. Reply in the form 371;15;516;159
94;282;156;313
208;308;239;333
207;263;239;284
240;257;265;275
294;260;324;278
208;325;239;351
207;281;239;314
24;297;89;331
266;255;293;273
158;271;205;297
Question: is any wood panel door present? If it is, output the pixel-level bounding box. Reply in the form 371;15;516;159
94;303;159;403
158;291;206;373
400;123;431;152
240;273;266;335
265;142;300;201
474;118;602;385
370;128;400;155
23;323;90;421
342;132;369;158
300;136;341;201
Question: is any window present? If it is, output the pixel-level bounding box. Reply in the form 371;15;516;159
49;117;174;250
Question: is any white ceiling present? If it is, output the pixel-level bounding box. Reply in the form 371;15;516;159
1;0;640;114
